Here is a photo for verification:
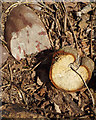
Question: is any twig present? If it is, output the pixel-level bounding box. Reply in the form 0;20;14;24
0;36;7;45
48;30;54;48
22;52;53;72
60;1;79;50
4;2;21;14
90;15;93;58
0;70;10;77
0;62;8;70
64;14;67;32
38;1;55;13
69;64;95;109
8;64;13;82
31;61;42;72
2;43;10;55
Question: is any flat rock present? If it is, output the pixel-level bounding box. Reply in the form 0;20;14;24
5;5;51;60
0;42;9;67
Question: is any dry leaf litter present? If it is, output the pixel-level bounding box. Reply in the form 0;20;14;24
0;1;96;119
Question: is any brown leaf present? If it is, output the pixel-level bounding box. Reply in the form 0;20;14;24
54;103;61;113
39;88;46;96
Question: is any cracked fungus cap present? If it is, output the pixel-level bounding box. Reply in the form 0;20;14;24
49;47;94;92
4;5;51;60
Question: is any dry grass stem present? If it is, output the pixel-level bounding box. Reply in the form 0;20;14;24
38;2;55;13
8;64;13;82
62;2;79;50
91;16;93;58
1;2;95;119
69;64;95;109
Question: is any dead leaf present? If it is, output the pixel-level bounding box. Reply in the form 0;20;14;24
54;103;61;113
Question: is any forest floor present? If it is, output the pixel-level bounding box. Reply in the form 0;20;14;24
0;1;96;119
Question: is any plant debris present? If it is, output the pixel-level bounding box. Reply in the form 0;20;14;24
1;1;96;119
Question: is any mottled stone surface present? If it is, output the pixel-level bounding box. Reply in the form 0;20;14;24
5;5;51;60
0;41;9;67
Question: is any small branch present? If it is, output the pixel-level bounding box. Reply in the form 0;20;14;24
22;52;53;72
38;2;55;13
0;62;8;70
48;30;54;48
69;64;95;109
0;36;7;45
61;1;79;50
31;61;42;72
90;15;93;58
8;64;13;83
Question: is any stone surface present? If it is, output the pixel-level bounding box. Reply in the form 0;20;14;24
0;41;9;67
5;5;51;60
